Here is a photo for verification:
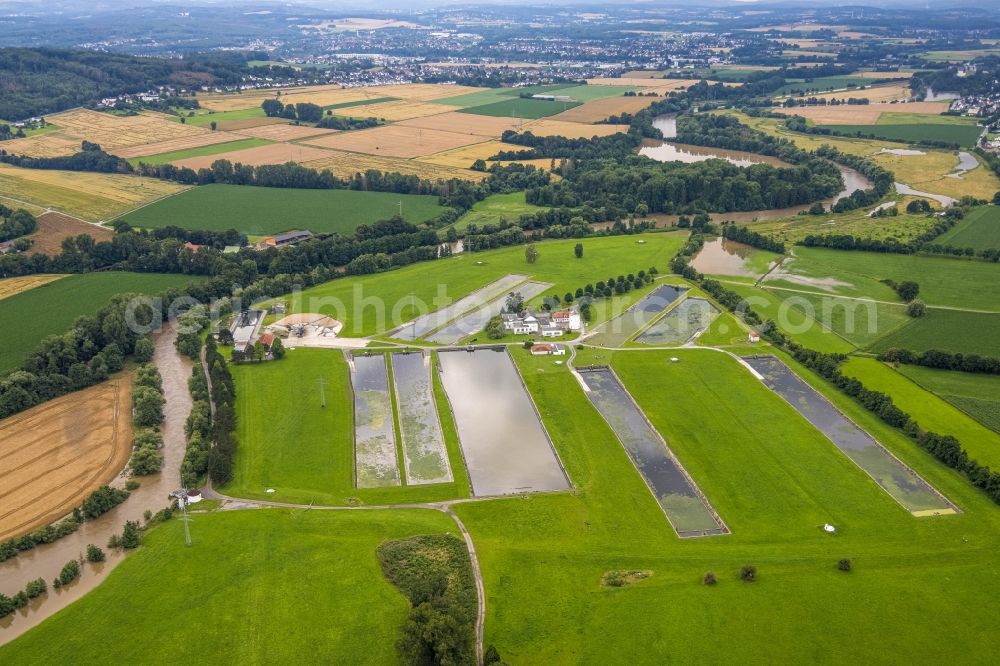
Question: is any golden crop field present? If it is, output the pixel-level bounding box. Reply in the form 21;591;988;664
304;152;487;182
331;99;461;122
114;131;249;159
551;95;661;123
585;77;693;92
416;140;511;168
854;70;915;79
778;83;913;103
379;83;485;101
0;377;132;541
231;124;338;141
0;274;66;301
0;163;189;221
216;117;290;131
43;109;213;152
0;133;84;158
171;143;337;170
198;83;484;113
396;112;522;137
522;119;626;139
303;124;483;158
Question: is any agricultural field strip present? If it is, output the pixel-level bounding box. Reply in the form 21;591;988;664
436;348;570;496
578;366;728;537
425;281;552;345
738;281;1000;314
742;355;957;514
351;353;402;488
391;274;531;341
0;274;66;300
390;352;454;485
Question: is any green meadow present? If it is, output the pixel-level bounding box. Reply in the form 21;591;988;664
0;272;203;373
936;205;1000;250
822;122;982;148
458;97;580;119
896;364;1000;434
0;509;459;663
451;192;547;232
868;309;1000;357
119;184;447;235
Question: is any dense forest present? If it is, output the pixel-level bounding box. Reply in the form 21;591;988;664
0;48;252;120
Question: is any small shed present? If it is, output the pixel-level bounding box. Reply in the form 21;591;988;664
748;332;761;343
531;343;554;356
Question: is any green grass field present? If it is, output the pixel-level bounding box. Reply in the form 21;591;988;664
541;84;638;101
896;364;1000;434
774;75;877;96
868;309;1000;356
458;97;581;119
0;508;459;663
127;138;272;167
779;289;911;347
0;272;203;373
119;184;447;234
452;347;1000;662
822;122;982;148
227;348;470;506
170;107;266;127
843;358;1000;472
451;192;547;232
936;205;1000;250
774;247;1000;310
281;233;685;337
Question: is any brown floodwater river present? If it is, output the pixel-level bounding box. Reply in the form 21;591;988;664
0;321;192;645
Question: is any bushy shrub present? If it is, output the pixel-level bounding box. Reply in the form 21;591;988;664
740;565;757;582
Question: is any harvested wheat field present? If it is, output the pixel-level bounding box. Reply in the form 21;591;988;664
417;141;510;168
0;163;189;221
522;119;626;139
855;70;915;79
0;377;132;541
552;95;661;123
396;112;521;137
379;83;485;102
172;143;336;170
585;77;690;90
778;83;913;103
331;100;460;122
114;131;248;159
304;152;486;182
780;101;950;125
45;109;212;153
26;211;114;255
0;133;84;158
0;274;66;300
231;124;338;141
198;84;348;112
304;124;482;158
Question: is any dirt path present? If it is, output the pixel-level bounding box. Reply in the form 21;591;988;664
0;322;192;646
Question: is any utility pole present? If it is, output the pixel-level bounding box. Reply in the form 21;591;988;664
316;376;327;408
397;200;403;217
180;498;192;547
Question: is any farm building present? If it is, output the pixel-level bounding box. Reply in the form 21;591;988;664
530;343;566;356
502;306;581;336
260;230;312;248
748;332;760;343
231;309;266;353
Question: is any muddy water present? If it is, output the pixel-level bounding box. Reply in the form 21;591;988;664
391;352;452;485
578;367;726;536
352;353;400;488
690;238;777;277
947;151;979;178
894;182;957;207
0;322;193;645
437;348;569;496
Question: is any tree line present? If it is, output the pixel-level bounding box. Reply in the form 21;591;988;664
878;348;1000;376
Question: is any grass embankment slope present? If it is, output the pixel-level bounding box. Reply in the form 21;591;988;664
0;272;204;373
454;346;1000;662
281;233;687;337
0;509;459;663
226;348;471;506
120;184;447;235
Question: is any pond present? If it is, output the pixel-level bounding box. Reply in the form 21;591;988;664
437;349;569;496
587;284;688;347
578;367;727;536
742;356;957;515
426;281;552;345
635;298;720;345
391;352;453;485
392;274;528;341
352;353;401;488
690;237;777;278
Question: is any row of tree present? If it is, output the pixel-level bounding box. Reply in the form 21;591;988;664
721;223;786;253
878;348;1000;376
204;335;237;486
0;208;37;242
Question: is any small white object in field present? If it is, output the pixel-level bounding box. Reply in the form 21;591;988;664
266;488;276;494
670;357;679;363
823;523;836;533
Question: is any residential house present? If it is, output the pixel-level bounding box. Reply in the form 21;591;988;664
502;305;581;336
